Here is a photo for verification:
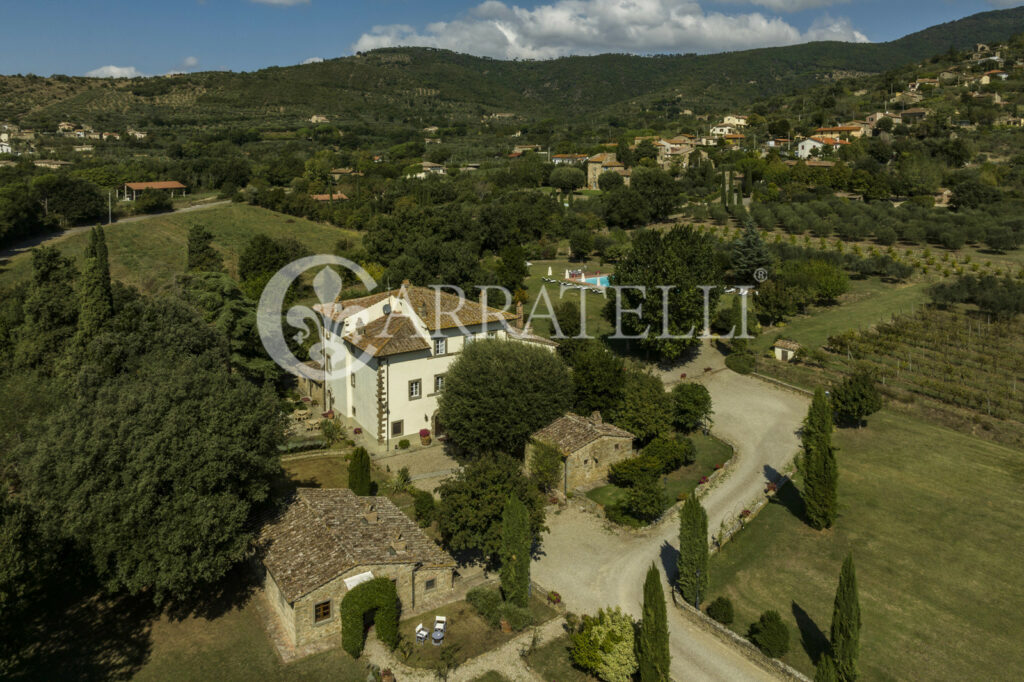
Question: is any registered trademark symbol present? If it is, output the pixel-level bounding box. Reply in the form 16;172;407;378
754;268;769;283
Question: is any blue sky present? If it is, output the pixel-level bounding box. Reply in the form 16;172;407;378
1;0;1021;77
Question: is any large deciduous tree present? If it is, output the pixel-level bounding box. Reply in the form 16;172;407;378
607;370;671;445
608;225;722;360
570;606;638;682
676;496;708;607
669;382;713;433
437;340;572;457
830;370;881;428
436;453;545;561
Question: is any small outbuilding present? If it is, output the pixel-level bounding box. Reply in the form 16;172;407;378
528;411;635;492
123;181;186;200
772;339;801;362
259;488;457;649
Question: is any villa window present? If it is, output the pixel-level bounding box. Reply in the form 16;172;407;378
409;379;422;400
434;337;447;355
434;375;445;393
425;578;436;592
392;420;404;437
487;331;497;339
314;600;331;623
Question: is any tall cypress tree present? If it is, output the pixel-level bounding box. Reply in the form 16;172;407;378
830;553;861;682
187;222;224;272
676;496;708;607
801;388;838;530
499;494;531;608
78;226;113;336
638;562;670;681
348;447;372;496
815;653;839;682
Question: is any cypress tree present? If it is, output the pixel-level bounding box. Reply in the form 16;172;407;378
815;652;839;682
187;222;223;272
801;388;838;530
638;562;670;681
78;226;113;336
499;494;531;608
348;447;372;496
676;496;708;607
829;554;861;682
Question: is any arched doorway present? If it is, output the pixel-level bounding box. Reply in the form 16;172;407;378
432;411;444;439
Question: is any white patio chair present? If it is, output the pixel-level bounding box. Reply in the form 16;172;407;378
415;623;428;643
433;615;447;635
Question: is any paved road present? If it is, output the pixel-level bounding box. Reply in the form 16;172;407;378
533;345;808;681
0;200;230;261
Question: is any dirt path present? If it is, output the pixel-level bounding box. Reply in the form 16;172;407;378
533;344;808;681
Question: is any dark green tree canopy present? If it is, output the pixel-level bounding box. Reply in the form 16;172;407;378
638;562;671;681
437;339;573;457
186;222;224;273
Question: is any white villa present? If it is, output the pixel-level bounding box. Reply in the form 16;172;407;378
308;283;556;447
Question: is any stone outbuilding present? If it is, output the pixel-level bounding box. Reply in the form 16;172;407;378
259;488;457;648
528;411;635;492
772;339;801;362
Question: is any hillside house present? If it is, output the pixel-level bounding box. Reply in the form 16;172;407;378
586;152;630;190
127;128;147;140
123;180;186;200
308;282;555;446
981;70;1008;85
309;115;329;124
815;125;866;140
901;108;930;121
260;488;457;648
866;112;902;128
330;168;363;180
723;114;749;127
710;124;738;138
552;153;588;165
797;136;848;159
528;412;635;492
309;192;349;202
772;339;801;362
412;161;446;179
0;142;11;155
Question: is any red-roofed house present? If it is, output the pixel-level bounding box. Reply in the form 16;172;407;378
123;181;186;200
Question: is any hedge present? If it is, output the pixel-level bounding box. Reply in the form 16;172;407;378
411;489;436;527
466;585;534;631
341;577;400;657
706;596;734;625
748;609;789;658
725;352;756;375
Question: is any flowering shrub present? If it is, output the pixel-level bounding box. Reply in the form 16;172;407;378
714;463;723;470
419;428;430;438
548;591;562;605
699;476;710;484
740;509;751;519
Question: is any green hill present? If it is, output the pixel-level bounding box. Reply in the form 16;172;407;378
3;6;1024;128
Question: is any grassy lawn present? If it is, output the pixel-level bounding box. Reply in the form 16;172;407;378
586;433;734;509
525;259;613;338
279;453;419;521
707;410;1024;681
525;633;598;681
751;277;930;353
398;597;558;669
134;596;366;682
0;203;359;293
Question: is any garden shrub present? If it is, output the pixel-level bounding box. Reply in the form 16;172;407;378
466;586;504;627
500;602;533;631
725;352;756;375
411;489;436;527
608;455;662;487
643;436;696;472
706;596;734;625
748;609;789;658
341;577;400;657
398;439;411;450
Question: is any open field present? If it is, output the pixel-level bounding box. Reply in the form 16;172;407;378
525;259;613;338
750;277;930;353
707;410;1024;681
586;433;733;510
134;596;366;682
0;203;358;293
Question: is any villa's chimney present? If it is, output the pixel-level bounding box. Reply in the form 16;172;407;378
515;300;524;329
591;411;602;424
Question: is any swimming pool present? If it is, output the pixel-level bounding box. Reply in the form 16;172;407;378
584;275;610;287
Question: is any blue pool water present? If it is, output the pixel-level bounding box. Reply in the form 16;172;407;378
584;276;610;287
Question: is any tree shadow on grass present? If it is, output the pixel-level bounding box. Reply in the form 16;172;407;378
6;566;156;681
792;600;830;665
768;478;809;526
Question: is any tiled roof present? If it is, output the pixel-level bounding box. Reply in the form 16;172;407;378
310;192;349;201
125;181;186;190
343;313;430;357
773;338;801;352
260;488;455;603
532;412;634;454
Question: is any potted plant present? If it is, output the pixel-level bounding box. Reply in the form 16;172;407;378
419;428;431;446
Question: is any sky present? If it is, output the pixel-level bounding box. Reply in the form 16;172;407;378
1;0;1022;78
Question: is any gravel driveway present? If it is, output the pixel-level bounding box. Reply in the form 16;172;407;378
533;345;808;681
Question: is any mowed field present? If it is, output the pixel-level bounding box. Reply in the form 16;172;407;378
707;410;1024;681
0;204;358;293
524;259;613;338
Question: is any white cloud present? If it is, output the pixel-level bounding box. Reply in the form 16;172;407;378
725;0;848;11
352;0;869;59
250;0;310;5
183;56;199;68
86;65;144;78
303;56;325;64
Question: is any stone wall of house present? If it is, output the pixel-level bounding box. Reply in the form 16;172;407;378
264;568;297;646
285;562;456;648
564;435;634;489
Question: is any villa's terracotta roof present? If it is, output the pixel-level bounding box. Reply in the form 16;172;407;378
343;313;430;357
260;488;455;603
532;412;634;454
125;181;185;190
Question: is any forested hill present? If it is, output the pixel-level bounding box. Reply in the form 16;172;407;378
4;5;1024;128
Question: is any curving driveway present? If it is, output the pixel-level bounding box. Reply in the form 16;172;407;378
532;345;808;681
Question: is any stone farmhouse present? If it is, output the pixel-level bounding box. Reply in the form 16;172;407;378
308;283;555;447
585;152;631;190
260;488;457;648
528;412;635;492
